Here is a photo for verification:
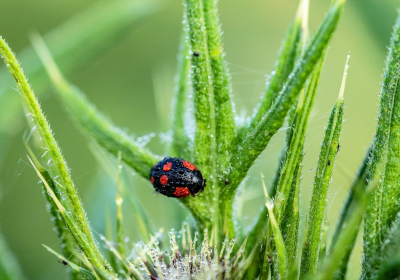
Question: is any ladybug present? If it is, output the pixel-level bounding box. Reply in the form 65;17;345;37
149;157;206;198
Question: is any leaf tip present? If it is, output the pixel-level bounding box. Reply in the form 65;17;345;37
296;0;309;26
338;51;350;101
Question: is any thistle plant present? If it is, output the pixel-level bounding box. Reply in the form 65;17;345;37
2;0;400;279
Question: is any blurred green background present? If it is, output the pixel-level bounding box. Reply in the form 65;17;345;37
0;0;398;279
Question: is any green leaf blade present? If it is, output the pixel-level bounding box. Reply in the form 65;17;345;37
32;35;160;179
202;0;236;178
184;0;215;176
237;0;306;143
300;54;348;279
316;186;374;280
0;36;111;274
363;15;400;278
223;0;346;198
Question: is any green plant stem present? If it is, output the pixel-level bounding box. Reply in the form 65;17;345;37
184;0;220;237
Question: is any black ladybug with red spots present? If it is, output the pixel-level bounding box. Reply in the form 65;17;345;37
149;157;206;198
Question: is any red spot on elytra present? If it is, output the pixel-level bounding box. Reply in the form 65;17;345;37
163;162;172;171
173;187;190;198
150;177;154;184
160;175;168;185
182;160;197;171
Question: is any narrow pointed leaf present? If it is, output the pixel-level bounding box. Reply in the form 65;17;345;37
202;0;236;178
222;0;346;201
245;0;309;257
275;52;327;222
363;15;400;278
330;146;370;280
0;36;111;273
29;157;113;277
237;0;306;143
32;34;160;179
282;152;302;272
315;186;375;280
300;55;348;279
43;245;96;280
266;199;287;280
25;145;80;280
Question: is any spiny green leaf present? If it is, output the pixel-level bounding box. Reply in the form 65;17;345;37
300;54;348;279
225;0;312;241
184;0;215;177
0;35;111;274
222;0;345;207
262;178;287;280
369;212;400;279
330;146;370;279
281;152;302;273
32;34;160;179
363;15;400;278
25;144;80;280
42;245;96;280
0;0;159;165
237;0;307;143
275;51;327;224
315;185;375;280
244;0;309;261
202;0;236;179
28;157;113;278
